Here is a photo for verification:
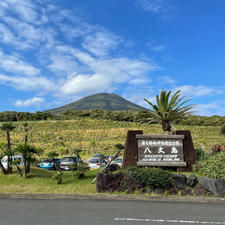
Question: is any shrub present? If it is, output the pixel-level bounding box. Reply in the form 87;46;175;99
128;167;172;188
194;152;225;179
195;148;210;161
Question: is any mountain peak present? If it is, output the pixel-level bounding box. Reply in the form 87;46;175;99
47;93;147;114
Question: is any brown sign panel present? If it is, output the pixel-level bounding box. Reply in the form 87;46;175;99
136;135;186;167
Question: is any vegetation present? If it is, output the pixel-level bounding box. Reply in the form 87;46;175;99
15;143;40;177
1;110;225;127
0;167;97;194
0;111;55;122
0;122;16;173
220;124;225;139
194;152;225;179
128;167;172;188
0;119;223;159
144;90;195;133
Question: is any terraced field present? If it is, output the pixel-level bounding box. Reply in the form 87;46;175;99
0;119;223;158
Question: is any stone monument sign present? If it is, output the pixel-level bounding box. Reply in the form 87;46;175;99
136;134;186;167
122;130;196;171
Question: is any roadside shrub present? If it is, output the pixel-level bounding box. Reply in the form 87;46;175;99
195;148;210;161
194;152;225;179
128;167;172;188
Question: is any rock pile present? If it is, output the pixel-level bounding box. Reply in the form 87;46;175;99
96;172;225;197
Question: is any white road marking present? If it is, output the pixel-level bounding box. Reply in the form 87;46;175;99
115;217;225;224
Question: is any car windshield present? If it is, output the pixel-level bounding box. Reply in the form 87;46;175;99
61;157;77;162
13;158;22;162
1;158;7;163
113;158;122;163
89;159;100;163
93;154;101;158
42;159;52;163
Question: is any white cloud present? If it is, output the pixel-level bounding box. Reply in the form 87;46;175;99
174;85;223;97
47;53;80;76
195;101;225;116
0;1;160;109
136;0;163;13
61;74;111;95
0;50;40;76
2;16;56;49
0;0;47;25
0;74;55;91
151;45;165;52
129;78;149;85
15;97;45;107
50;45;157;95
58;22;96;41
159;75;176;85
82;32;122;57
0;23;27;48
122;88;155;109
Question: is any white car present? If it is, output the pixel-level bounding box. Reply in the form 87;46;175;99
1;155;23;169
88;158;106;170
112;157;123;168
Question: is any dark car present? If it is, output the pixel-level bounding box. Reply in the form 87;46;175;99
60;157;79;171
40;158;61;170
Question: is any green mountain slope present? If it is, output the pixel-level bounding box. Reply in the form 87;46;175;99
47;93;147;114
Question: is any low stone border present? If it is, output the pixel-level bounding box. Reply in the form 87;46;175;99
0;193;224;203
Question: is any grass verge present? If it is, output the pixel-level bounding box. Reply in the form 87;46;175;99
0;167;98;194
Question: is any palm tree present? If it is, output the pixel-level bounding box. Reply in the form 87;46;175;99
21;122;30;145
144;89;196;134
15;143;37;177
0;122;16;173
0;143;7;174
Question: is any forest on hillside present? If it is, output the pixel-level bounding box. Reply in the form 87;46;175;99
0;110;225;126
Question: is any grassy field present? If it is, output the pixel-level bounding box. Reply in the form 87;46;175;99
0;167;197;195
0;119;223;158
0;167;97;194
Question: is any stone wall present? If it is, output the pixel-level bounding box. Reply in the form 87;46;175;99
96;172;225;196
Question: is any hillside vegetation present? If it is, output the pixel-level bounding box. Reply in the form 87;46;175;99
0;119;223;158
1;110;225;127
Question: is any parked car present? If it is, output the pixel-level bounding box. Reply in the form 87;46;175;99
88;158;106;170
40;158;61;170
104;155;109;163
112;157;123;168
1;155;23;169
108;155;114;161
92;153;105;162
60;157;81;171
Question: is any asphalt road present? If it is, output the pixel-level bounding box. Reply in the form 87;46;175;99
0;198;224;225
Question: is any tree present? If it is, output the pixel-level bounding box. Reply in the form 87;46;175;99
0;142;7;174
21;122;31;145
0;122;16;173
71;148;89;179
220;124;225;137
47;151;60;171
15;143;38;177
47;151;62;184
22;122;34;172
144;90;195;134
220;125;225;147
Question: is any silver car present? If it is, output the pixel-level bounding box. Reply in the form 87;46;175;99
112;157;123;168
88;158;106;170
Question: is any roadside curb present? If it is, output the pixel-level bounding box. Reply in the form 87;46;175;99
0;193;224;203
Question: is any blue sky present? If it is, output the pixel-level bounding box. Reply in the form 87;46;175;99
0;0;224;115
